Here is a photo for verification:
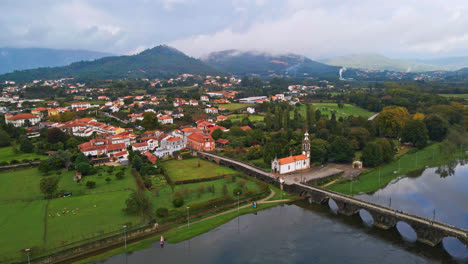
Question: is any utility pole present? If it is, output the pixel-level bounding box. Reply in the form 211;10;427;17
123;225;127;250
186;207;190;227
25;248;30;264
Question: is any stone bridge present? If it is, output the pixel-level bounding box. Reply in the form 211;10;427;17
199;151;468;249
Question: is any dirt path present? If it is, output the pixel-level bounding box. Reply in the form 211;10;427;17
321;177;343;188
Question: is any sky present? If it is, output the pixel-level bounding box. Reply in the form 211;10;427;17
1;0;468;59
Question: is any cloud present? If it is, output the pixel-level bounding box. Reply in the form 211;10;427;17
1;0;467;59
170;0;468;59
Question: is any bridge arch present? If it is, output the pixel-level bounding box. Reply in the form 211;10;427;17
442;237;468;259
396;221;418;242
328;198;339;214
358;209;374;226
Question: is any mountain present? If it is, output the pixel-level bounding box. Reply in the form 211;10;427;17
0;47;113;74
416;57;468;71
320;54;444;72
0;45;220;82
203;50;341;78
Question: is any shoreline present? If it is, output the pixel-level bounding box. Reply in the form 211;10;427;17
74;196;297;263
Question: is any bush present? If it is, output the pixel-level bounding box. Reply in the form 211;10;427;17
197;184;206;194
233;187;242;196
156;207;169;217
172;197;184;208
105;177;111;183
224;175;232;182
115;171;125;180
86;181;96;189
144;178;152;188
237;179;247;188
10;159;19;164
22;159;30;163
222;184;228;196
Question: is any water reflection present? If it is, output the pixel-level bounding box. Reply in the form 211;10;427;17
97;203;465;264
357;160;468;258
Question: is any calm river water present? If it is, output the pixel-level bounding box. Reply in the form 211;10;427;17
96;161;468;264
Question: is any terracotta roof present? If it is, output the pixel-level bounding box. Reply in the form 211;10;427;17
167;137;183;142
187;132;213;143
114;150;128;157
216;138;230;145
132;142;148;148
277;154;308;165
240;126;251;130
8;113;39;120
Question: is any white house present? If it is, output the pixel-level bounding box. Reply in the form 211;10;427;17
247;107;255;114
157;115;173;124
271;132;310;174
189;99;199;106
154;136;185;158
200;95;209;102
205;107;218;114
5;113;40;127
71;102;91;110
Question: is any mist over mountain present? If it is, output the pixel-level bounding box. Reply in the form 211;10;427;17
0;47;113;74
203;50;341;78
321;54;468;72
0;45;220;82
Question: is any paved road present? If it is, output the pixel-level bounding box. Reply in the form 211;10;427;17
200;152;468;239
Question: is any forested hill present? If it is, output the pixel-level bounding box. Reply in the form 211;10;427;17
0;45;221;82
203;50;341;78
0;47;112;74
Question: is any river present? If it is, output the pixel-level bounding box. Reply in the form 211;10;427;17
94;161;468;264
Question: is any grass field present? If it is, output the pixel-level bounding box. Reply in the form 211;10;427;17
0;200;47;261
297;103;375;119
45;190;142;248
149;177;263;210
228;114;264;122
0;146;47;163
0;166;141;260
326;143;468;195
160;158;238;182
216;103;253;111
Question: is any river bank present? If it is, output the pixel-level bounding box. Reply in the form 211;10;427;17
75;196;295;263
326;142;468;195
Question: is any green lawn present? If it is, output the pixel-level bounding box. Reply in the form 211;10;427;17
0;167;47;202
297;103;375;119
0;146;47;163
45;190;143;248
0;200;47;261
0;166;142;260
326;143;468;195
216;103;253;111
149;177;264;210
161;158;238;182
228;114;264;122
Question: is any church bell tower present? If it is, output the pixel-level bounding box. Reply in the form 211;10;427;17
302;132;310;158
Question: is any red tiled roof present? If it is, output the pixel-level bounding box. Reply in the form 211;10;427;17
216;138;230;145
8;113;39;120
240;126;251;130
114;150;128;157
277;154;308;165
187;132;213;143
132;142;148;148
167;137;182;142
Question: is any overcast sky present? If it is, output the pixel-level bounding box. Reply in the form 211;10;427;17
2;0;468;59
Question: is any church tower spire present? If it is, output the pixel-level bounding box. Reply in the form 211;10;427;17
302;131;310;158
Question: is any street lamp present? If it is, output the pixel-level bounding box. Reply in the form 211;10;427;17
237;192;240;212
123;225;127;250
186;207;190;228
25;248;30;264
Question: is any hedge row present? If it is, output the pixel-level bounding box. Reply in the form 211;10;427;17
173;174;235;185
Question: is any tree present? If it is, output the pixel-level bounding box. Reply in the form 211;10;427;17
376;106;409;138
49;150;72;169
264;112;272;130
19;136;34;153
47;128;66;144
329;137;355;163
222;184;228;196
40;176;59;199
124;191;153;215
361;142;383;167
293;107;299;130
348;127;370;150
86;181;96;189
172;197;184;208
424;114;448;141
76;162;90;175
141;112;161;130
132;155;143;171
0;130;11;147
402;119;428;149
38;160;51;173
309;139;329;164
211;128;223;140
105;177;112;183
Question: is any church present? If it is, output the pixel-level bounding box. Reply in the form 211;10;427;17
271;132;310;175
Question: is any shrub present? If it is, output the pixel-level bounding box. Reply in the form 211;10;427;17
86;181;96;189
0;161;8;166
222;184;228;196
237;179;247;188
233;187;242;196
56;171;62;175
10;159;19;164
173;197;184;208
174;190;183;199
115;171;124;180
144;178;152;188
152;188;160;197
107;167;114;174
182;186;191;197
156;207;169;217
105;177;111;183
22;159;30;163
224;175;232;182
197;184;206;194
